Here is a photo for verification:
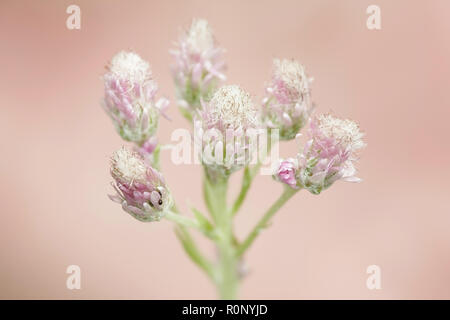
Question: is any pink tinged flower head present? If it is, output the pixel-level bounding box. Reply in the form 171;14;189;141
194;85;259;179
170;19;226;120
299;114;366;194
108;147;173;222
274;158;300;189
103;51;169;144
262;58;314;140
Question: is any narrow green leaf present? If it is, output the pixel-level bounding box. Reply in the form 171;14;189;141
174;227;213;279
191;207;214;232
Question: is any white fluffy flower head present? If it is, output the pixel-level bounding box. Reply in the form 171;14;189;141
316;114;366;152
186;19;215;53
109;51;151;83
111;147;147;183
274;58;309;94
209;85;257;129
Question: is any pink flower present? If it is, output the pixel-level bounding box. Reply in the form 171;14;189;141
262;59;314;140
103;51;169;147
194;85;259;180
170;19;226;120
299;114;366;194
108;147;172;222
276;158;299;189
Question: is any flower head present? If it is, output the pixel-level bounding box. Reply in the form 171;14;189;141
274;158;300;189
185;18;215;53
103;51;169;146
262;58;313;140
170;19;226;121
195;85;259;179
108;147;172;222
202;85;257;130
299;114;366;194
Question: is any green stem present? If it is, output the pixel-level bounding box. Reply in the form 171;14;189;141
237;187;299;257
165;211;199;229
217;238;238;299
231;166;252;216
204;174;239;299
152;144;161;170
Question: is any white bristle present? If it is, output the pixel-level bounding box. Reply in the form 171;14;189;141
111;147;147;182
109;51;150;83
186;19;214;53
317;114;366;151
274;58;309;94
209;85;258;129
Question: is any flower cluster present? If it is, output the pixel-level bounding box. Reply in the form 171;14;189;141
108;147;172;222
262;58;313;140
103;51;169;157
275;114;365;194
101;17;367;299
170;19;226;121
195;85;259;180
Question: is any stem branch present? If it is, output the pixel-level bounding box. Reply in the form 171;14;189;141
165;211;200;230
237;187;299;257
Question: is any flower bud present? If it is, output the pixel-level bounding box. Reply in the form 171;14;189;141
103;51;169;144
262;58;313;140
170;19;226;120
299;114;366;194
195;85;259;180
108;147;172;222
274;158;300;189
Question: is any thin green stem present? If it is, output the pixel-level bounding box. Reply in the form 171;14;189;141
231;131;273;216
165;210;200;230
202;172;239;299
208;176;239;300
237;187;299;257
231;166;252;216
217;238;238;299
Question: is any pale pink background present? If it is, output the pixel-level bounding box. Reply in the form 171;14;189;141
1;0;449;299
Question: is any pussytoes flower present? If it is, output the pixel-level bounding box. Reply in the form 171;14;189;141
103;51;169;150
108;147;173;222
274;158;300;189
170;19;226;121
299;114;366;194
194;85;259;180
262;58;313;140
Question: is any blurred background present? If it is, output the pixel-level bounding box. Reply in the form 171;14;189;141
1;0;449;299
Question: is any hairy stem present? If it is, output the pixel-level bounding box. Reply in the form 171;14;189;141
204;174;239;299
165;211;200;229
